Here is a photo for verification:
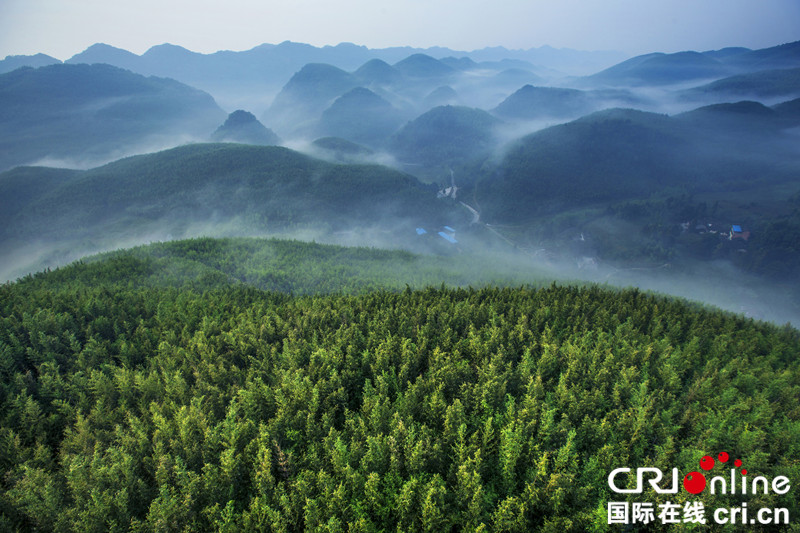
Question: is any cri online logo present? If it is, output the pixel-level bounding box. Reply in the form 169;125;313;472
608;452;791;496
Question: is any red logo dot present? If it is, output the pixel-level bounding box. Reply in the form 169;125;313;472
734;459;742;467
700;455;715;470
741;469;748;476
683;472;707;494
718;452;729;463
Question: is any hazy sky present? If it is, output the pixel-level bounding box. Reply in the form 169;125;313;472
1;0;798;60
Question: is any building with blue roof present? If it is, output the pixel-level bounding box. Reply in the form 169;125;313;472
438;231;458;244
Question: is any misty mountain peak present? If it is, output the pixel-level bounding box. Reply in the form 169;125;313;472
80;42;133;55
494;84;593;120
424;85;458;107
143;43;196;57
393;54;456;78
0;53;61;74
390;105;500;168
212;110;280;146
333;87;391;106
318;88;404;146
440;56;479;71
354;58;402;86
286;63;355;90
66;43;141;68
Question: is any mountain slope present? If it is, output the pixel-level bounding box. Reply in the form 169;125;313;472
492;85;645;121
390;105;501;169
20;236;554;294
65;42;141;70
0;143;458;277
0;166;79;228
318;87;405;146
393;53;457;79
264;63;358;136
0;53;61;74
722;40;800;71
354;58;404;87
211;110;281;145
681;67;800;102
586;51;730;86
0;63;225;170
493;85;595;120
479;105;800;222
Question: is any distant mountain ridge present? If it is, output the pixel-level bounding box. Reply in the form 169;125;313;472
481;99;800;222
7;41;800;125
680;67;800;103
62;40;623;76
7;40;798;97
0;53;61;74
582;41;800;87
52;41;626;111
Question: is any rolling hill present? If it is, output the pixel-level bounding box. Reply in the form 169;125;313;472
492;85;646;121
317;87;406;147
353;58;404;87
0;63;225;170
582;40;800;89
585;51;730;86
480;101;800;222
0;53;61;74
681;67;800;103
310;137;376;161
389;105;501;170
493;85;596;120
0;143;460;278
393;53;457;80
721;40;800;71
211;110;281;145
264;63;358;137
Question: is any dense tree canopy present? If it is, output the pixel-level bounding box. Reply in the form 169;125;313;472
1;238;798;531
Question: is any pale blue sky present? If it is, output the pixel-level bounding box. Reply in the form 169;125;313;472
1;0;798;59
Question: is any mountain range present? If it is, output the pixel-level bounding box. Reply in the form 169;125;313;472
1;38;799;317
581;42;800;87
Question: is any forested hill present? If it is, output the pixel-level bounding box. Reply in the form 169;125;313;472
3;143;443;240
24;237;553;295
0;63;225;170
0;144;464;279
1;237;798;530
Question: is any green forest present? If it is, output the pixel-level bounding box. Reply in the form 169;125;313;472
1;237;798;531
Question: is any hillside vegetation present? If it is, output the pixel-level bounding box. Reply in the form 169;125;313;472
390;105;501;169
481;103;800;222
0;237;798;531
0;64;225;170
0;144;458;274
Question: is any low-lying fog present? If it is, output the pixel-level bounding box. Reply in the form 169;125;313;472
2;215;798;329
